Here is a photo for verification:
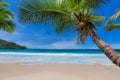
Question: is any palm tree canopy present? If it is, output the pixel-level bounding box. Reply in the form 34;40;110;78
19;0;109;43
105;8;120;32
0;0;15;33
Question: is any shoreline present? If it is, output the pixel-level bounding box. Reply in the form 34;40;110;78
0;52;112;65
0;63;120;80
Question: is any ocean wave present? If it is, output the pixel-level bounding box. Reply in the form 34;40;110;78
0;52;113;66
0;52;104;57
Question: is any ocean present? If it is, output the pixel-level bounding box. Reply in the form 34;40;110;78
0;49;119;66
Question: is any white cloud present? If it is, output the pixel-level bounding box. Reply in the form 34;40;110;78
22;38;98;49
0;30;100;49
49;40;81;49
16;39;80;49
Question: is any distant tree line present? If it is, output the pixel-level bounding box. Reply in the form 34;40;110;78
0;39;27;49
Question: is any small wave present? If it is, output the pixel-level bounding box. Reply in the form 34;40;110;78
0;52;113;66
0;52;104;57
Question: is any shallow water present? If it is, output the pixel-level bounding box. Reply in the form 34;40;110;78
0;49;119;65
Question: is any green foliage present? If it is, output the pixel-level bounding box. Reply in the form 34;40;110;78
116;8;120;12
19;0;71;24
0;39;27;49
89;15;105;26
55;18;75;34
105;8;120;32
19;0;109;43
0;0;15;33
88;0;110;8
0;1;9;7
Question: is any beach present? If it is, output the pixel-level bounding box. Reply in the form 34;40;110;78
1;0;120;79
0;50;120;80
0;62;120;80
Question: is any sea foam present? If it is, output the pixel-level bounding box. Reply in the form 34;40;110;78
0;52;113;66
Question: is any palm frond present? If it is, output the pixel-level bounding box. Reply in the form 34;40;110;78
66;0;110;8
0;8;14;19
116;8;120;12
105;24;120;32
105;8;120;31
89;15;105;21
106;11;120;24
18;0;108;43
92;21;102;27
0;1;9;7
19;0;72;25
77;32;87;44
89;15;105;26
55;18;75;34
0;20;16;33
90;0;111;8
19;0;107;25
0;0;15;33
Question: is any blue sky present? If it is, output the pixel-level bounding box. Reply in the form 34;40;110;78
1;0;120;49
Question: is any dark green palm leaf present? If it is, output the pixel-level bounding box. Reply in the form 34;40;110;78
0;19;16;33
90;0;111;8
0;8;14;19
0;0;15;33
0;1;9;7
55;18;75;34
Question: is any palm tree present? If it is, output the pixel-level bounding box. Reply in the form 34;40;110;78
18;0;120;67
0;0;15;33
105;8;120;32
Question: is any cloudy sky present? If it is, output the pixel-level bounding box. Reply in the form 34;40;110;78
1;0;120;49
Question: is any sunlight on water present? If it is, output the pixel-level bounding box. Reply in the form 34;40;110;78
0;50;114;66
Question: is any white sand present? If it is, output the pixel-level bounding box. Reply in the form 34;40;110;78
0;63;120;80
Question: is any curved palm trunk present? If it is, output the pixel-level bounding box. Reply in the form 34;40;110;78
89;30;120;67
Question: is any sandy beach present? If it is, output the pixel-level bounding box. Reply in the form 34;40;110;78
0;63;120;80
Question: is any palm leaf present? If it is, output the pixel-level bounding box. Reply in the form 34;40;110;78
105;24;120;32
0;19;16;33
116;8;120;12
19;0;109;43
89;15;105;26
55;18;75;34
90;0;111;8
19;0;72;25
105;8;120;31
0;0;15;33
106;10;120;24
0;1;9;7
0;8;14;19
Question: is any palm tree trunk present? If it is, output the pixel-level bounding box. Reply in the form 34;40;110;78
89;30;120;67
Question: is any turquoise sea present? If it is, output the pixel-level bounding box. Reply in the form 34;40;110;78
0;49;120;65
